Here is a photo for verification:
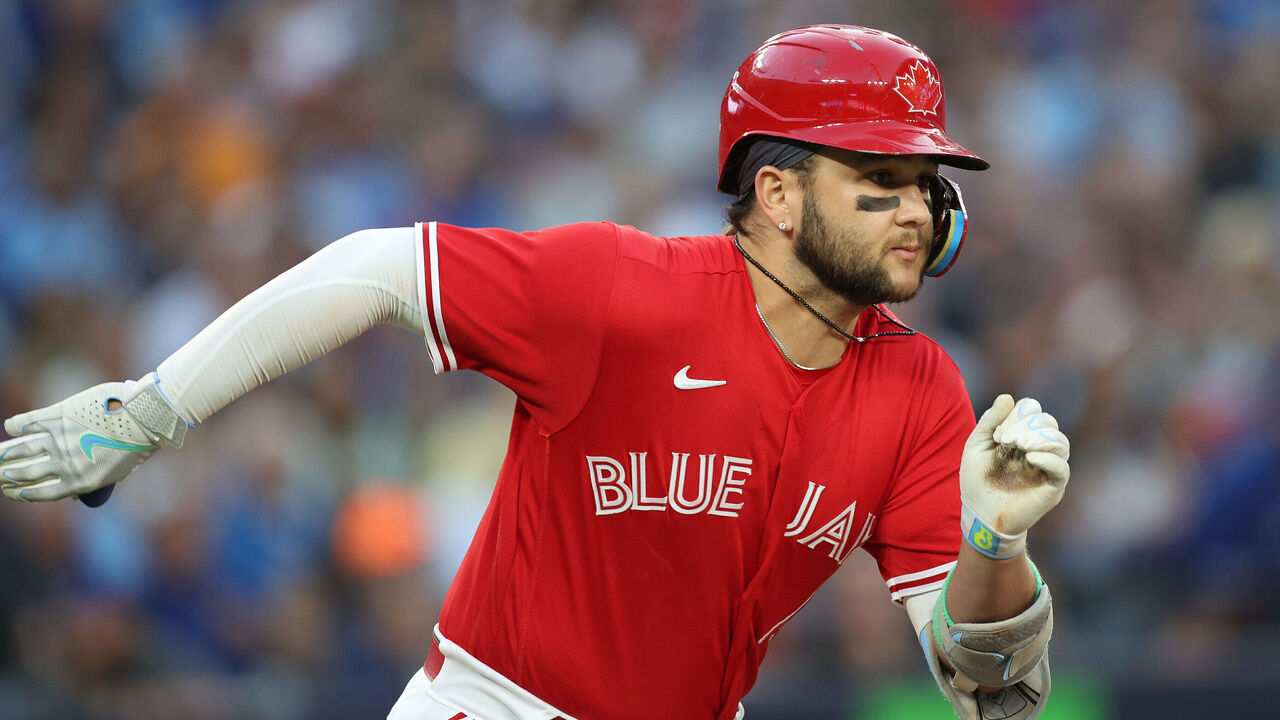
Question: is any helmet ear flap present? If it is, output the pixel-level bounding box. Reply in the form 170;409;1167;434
923;174;967;278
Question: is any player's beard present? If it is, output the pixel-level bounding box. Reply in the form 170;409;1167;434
793;192;925;307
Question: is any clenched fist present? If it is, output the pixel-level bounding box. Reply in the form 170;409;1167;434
959;395;1070;559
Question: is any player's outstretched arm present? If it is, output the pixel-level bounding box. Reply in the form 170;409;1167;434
920;394;1070;719
0;227;424;505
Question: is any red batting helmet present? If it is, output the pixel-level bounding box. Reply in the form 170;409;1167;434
717;24;988;195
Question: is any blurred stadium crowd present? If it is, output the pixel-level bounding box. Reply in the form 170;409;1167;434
0;0;1277;718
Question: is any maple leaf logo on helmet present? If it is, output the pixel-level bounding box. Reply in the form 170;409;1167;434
892;60;942;116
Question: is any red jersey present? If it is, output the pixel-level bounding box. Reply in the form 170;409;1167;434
415;220;972;720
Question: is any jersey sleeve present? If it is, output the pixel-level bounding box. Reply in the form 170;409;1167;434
415;220;618;431
863;354;974;605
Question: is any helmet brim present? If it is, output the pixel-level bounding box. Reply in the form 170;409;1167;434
718;124;987;195
799;122;989;171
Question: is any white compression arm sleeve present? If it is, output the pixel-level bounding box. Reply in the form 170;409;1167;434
155;227;423;424
904;588;942;637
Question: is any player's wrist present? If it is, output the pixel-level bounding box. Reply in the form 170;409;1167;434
960;499;1026;559
121;371;191;448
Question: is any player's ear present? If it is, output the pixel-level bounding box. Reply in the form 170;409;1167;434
753;165;794;231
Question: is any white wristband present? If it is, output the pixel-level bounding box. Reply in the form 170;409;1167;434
960;499;1026;559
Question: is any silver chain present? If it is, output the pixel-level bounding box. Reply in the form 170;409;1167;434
734;235;918;346
754;304;839;371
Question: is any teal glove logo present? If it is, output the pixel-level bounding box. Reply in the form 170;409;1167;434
79;434;155;460
968;518;1000;555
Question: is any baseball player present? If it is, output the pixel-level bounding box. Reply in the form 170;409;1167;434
0;25;1068;720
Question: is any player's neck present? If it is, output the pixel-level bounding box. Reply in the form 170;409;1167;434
735;234;865;368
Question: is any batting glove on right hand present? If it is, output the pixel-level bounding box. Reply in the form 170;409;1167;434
0;373;188;504
959;395;1070;559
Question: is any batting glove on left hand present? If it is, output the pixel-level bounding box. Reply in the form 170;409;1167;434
959;395;1070;559
0;373;188;504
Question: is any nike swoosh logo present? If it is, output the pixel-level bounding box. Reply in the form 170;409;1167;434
674;365;727;390
79;434;156;460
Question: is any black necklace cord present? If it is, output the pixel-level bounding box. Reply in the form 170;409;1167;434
733;236;917;343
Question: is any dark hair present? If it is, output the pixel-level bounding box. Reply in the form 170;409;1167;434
722;154;817;237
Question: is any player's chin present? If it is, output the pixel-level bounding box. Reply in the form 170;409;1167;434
880;263;925;302
886;280;923;304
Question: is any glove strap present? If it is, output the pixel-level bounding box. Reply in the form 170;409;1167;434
961;499;1026;559
122;374;188;448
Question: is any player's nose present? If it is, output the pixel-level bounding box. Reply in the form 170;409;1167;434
897;184;931;229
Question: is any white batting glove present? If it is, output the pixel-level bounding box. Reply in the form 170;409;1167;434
959;395;1070;559
0;372;188;503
